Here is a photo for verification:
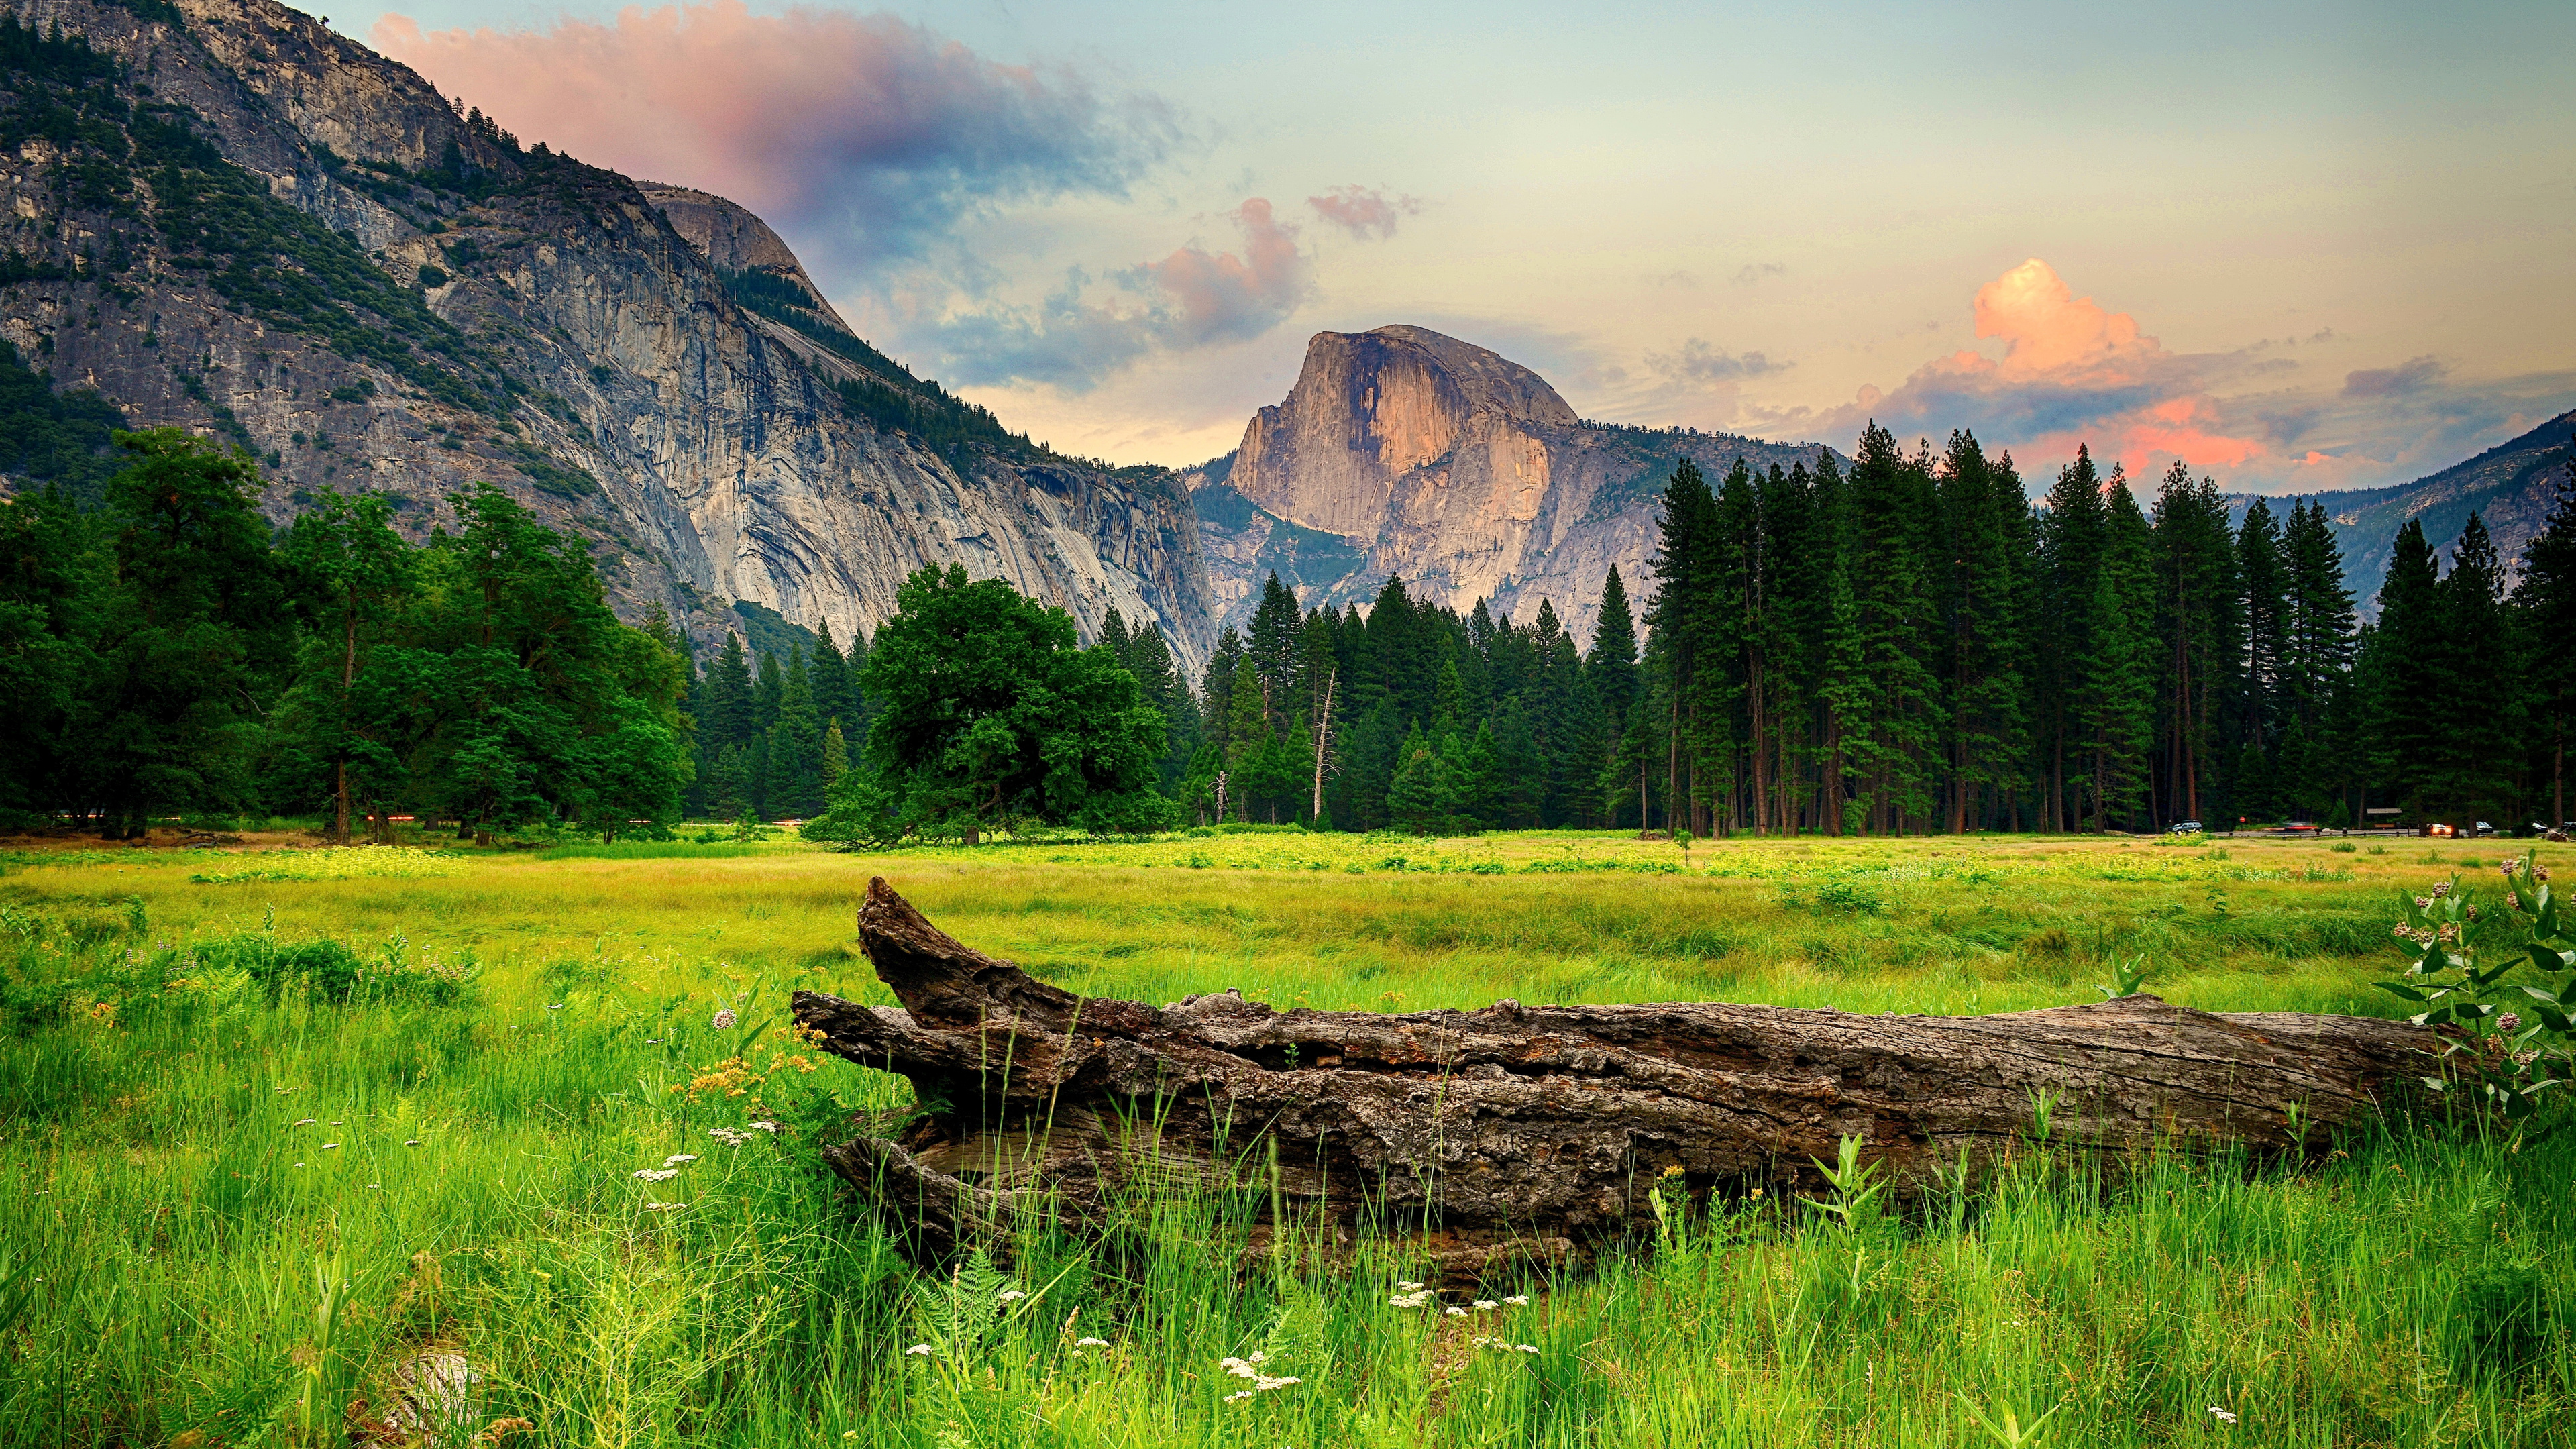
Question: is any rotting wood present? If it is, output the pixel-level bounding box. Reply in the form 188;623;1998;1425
792;877;2443;1277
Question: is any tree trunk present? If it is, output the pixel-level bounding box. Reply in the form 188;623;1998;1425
794;879;2445;1279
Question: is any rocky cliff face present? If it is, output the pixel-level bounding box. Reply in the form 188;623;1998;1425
2251;408;2574;613
0;0;1217;674
1199;324;1831;644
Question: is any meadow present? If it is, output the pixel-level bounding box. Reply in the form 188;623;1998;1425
0;828;2566;1447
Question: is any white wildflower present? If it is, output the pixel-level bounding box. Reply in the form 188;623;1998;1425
403;1139;421;1147
1075;1336;1110;1348
1222;1390;1256;1403
1514;1344;1540;1354
1444;1306;1468;1318
1220;1357;1258;1379
712;1007;738;1030
292;1118;317;1126
1396;1281;1424;1291
634;1168;678;1182
1472;1299;1499;1311
1503;1294;1531;1306
321;1143;339;1150
2209;1407;2238;1424
643;1201;684;1212
1388;1290;1433;1309
996;1289;1026;1303
1254;1375;1300;1391
663;1154;697;1167
749;1121;778;1132
904;1344;934;1357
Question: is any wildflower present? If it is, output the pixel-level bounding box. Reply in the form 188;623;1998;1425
1472;1299;1498;1311
1504;1294;1531;1305
1256;1375;1301;1391
2209;1407;2238;1424
1075;1336;1110;1348
1388;1290;1433;1309
643;1202;684;1212
645;1038;663;1045
634;1168;678;1182
1222;1390;1256;1403
2467;904;2480;921
2509;892;2522;910
749;1121;778;1132
1220;1357;1260;1379
546;1004;565;1011
2414;896;2434;909
708;1127;753;1146
1396;1281;1425;1291
1444;1306;1468;1318
321;1143;339;1150
996;1289;1027;1303
293;1118;317;1126
2498;1012;2522;1035
2433;880;2453;897
904;1344;934;1357
1514;1344;1540;1354
2538;865;2552;881
2502;861;2518;877
843;1433;859;1442
404;1139;421;1147
712;1008;738;1030
663;1154;697;1167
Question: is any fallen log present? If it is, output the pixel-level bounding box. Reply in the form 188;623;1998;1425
792;877;2443;1275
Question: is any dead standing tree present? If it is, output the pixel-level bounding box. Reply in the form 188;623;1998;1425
793;878;2442;1276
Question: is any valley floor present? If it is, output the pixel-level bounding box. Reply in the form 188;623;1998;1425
0;831;2566;1446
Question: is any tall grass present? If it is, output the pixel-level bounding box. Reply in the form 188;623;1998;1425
0;835;2565;1445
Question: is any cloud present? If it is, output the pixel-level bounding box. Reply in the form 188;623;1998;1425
2343;354;2447;398
921;199;1311;390
1648;339;1790;383
1743;258;2266;480
1732;262;1788;286
371;3;1175;270
1305;185;1421;241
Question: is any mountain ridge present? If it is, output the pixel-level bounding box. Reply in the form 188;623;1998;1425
0;0;1218;674
1191;323;1835;644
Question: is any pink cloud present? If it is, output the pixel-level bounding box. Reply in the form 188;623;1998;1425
1143;199;1309;345
924;198;1311;388
1765;257;2270;489
372;3;1170;266
1305;185;1421;241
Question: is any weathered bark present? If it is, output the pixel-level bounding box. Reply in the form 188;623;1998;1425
794;878;2443;1277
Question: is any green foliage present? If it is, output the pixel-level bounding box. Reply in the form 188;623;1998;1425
2374;853;2576;1119
815;567;1171;843
0;339;125;504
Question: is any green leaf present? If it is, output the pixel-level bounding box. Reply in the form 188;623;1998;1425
2375;982;2429;1002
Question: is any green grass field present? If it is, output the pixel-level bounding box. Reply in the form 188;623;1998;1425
0;830;2566;1447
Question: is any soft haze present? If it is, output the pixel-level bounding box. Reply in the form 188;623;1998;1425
356;0;2574;489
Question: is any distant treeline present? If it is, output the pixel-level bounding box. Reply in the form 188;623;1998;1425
1130;423;2576;835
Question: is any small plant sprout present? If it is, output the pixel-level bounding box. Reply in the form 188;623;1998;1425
1804;1134;1885;1231
1959;1392;2062;1447
2095;953;2151;1000
2025;1085;2063;1148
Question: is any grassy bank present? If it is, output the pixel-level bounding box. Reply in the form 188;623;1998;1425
0;833;2565;1446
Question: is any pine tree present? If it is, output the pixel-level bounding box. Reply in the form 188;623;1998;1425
2436;511;2515;821
2150;460;2241;826
2371;519;2446;814
1248;572;1302;727
706;632;755;750
2515;437;2576;826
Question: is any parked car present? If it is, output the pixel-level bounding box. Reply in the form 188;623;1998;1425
2169;818;2204;835
2474;821;2497;837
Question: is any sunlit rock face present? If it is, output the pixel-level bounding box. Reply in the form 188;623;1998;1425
1199;325;1830;645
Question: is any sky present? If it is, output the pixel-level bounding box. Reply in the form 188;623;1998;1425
343;0;2574;492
